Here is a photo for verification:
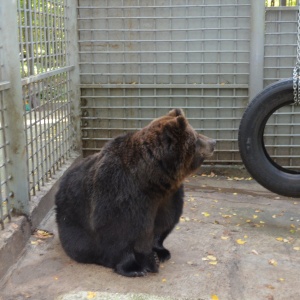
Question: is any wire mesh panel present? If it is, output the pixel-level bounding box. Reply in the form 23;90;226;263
264;103;300;170
264;7;300;170
17;0;75;196
79;0;251;163
264;7;298;85
0;27;12;229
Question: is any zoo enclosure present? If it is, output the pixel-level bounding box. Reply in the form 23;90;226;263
0;1;299;230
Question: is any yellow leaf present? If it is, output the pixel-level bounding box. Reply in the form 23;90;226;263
278;278;285;282
259;221;265;224
276;237;283;242
268;259;278;266
202;212;210;217
236;239;247;245
209;261;218;265
233;193;238;195
207;255;217;261
265;284;275;289
211;295;219;300
87;292;97;299
221;236;229;240
162;278;167;283
253;215;258;219
293;247;300;251
222;214;232;218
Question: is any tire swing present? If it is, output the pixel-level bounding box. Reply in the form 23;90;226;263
238;8;300;198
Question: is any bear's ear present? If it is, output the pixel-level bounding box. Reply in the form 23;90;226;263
167;108;185;117
176;115;187;130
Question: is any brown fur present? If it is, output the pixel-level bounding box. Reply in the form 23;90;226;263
55;108;215;277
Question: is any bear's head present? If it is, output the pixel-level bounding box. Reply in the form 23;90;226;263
136;108;216;179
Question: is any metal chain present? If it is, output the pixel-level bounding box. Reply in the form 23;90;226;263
293;1;300;105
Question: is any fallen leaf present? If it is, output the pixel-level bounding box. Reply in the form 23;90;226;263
87;292;97;299
221;236;229;240
253;215;258;219
207;255;217;261
34;229;54;239
251;249;259;255
211;295;219;300
222;214;232;218
236;239;247;245
293;247;300;251
209;261;218;265
162;278;167;283
278;278;285;282
265;284;275;289
269;259;278;266
276;237;283;242
202;212;210;217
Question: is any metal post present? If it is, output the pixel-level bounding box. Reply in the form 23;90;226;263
1;1;30;214
249;1;265;101
66;0;82;152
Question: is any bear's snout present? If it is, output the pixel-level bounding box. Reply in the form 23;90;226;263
209;139;216;153
197;136;216;158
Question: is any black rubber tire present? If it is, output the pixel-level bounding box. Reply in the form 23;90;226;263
238;78;300;198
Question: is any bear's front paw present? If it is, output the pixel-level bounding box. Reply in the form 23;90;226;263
115;253;147;277
153;247;171;262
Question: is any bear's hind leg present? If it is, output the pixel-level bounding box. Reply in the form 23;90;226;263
58;222;99;265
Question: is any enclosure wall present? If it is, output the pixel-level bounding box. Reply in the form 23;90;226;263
78;2;299;169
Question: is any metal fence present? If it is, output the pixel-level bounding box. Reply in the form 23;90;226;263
78;1;299;168
0;1;300;230
78;0;251;163
0;1;80;229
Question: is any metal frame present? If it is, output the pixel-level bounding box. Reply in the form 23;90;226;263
0;0;80;228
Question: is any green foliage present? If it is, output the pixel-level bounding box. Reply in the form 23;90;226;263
265;0;298;7
18;0;67;77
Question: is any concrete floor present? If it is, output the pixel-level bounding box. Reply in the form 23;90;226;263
0;173;300;300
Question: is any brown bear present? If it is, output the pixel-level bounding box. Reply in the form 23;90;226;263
55;108;215;277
